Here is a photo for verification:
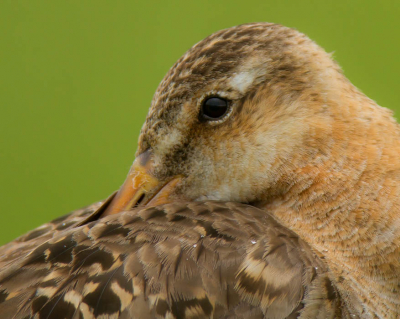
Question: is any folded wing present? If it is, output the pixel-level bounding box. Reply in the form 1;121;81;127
0;202;343;319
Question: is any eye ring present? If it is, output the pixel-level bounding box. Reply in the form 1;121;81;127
200;97;229;121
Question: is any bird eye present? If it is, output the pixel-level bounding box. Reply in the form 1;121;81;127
201;97;229;121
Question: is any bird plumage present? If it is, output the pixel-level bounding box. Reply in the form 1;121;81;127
0;202;342;318
1;22;400;318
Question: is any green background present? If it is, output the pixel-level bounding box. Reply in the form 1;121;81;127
1;1;400;245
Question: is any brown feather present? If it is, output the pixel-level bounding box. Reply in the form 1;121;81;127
0;202;340;318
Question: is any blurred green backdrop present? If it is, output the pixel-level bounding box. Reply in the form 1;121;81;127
1;0;400;245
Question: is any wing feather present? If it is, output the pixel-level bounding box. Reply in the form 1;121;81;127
0;202;342;318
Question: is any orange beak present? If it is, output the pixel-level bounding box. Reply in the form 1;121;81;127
100;150;182;217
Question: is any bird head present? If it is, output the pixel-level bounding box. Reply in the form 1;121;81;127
101;23;356;216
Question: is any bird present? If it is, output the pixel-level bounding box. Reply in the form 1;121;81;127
1;22;399;318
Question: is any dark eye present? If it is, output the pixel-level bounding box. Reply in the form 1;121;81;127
200;97;229;121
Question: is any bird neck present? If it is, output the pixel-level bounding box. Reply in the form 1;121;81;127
263;87;400;315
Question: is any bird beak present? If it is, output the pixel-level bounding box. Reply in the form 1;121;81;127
100;150;183;217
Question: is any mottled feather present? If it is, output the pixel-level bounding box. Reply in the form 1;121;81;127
0;202;341;318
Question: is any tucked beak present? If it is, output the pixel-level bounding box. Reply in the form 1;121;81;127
100;150;182;217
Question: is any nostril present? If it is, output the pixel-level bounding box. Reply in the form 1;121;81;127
133;193;146;208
